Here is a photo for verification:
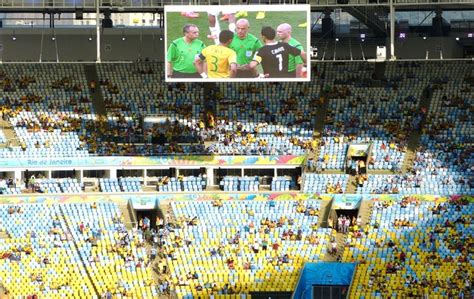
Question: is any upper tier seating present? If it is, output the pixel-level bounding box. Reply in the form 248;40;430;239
0;64;93;159
95;63;206;155
412;61;473;195
318;62;427;170
210;81;320;155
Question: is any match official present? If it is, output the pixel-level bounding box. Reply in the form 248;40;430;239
277;23;304;78
166;24;205;79
229;18;263;78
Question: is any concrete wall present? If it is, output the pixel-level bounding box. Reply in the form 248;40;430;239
394;36;464;60
0;28;466;61
0;28;165;62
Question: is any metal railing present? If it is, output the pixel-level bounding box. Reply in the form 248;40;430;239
0;0;472;9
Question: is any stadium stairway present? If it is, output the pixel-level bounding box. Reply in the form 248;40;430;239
401;85;434;173
119;202;136;230
356;199;373;227
83;64;107;116
58;204;101;297
0;118;20;147
345;176;357;193
317;197;334;228
311;65;330;161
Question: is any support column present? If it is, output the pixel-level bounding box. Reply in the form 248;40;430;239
206;167;214;187
96;0;101;62
389;0;396;60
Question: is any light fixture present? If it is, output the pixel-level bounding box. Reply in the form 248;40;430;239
159;37;163;41
361;39;365;42
51;36;56;41
455;37;460;41
122;36;126;41
423;36;427;40
468;33;473;38
360;33;366;39
335;38;339;42
88;36;93;41
12;36;17;41
399;32;406;39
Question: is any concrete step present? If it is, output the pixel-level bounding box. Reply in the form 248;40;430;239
83;65;106;116
119;203;135;230
346;176;357;193
357;200;374;227
317;198;333;228
0;118;20;147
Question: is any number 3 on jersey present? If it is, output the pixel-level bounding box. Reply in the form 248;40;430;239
211;55;218;72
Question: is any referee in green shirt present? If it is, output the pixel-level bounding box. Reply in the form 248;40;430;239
229;19;263;78
277;23;304;78
167;24;205;79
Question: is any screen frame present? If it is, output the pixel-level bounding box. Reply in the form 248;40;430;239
164;4;311;82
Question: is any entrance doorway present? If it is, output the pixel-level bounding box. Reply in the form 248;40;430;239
328;208;360;231
136;209;159;230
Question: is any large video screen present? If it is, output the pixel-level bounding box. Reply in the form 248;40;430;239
165;5;311;82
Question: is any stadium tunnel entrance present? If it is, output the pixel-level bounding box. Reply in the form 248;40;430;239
327;209;361;231
135;209;160;230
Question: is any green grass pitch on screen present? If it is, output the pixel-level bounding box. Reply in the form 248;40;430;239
166;11;307;50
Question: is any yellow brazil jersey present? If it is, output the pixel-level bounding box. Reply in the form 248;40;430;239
201;45;237;78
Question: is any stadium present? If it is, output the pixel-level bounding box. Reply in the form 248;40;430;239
0;0;473;298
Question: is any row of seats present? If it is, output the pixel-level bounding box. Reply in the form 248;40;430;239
357;174;473;195
99;177;143;193
271;177;292;192
0;129;6;143
303;174;349;194
0;180;22;195
157;176;205;192
220;176;260;192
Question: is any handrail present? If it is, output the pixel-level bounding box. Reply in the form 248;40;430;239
127;198;138;226
346;262;359;298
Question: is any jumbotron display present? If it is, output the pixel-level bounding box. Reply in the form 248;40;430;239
165;5;311;82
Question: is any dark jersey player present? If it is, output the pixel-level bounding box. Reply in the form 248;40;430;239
249;26;306;78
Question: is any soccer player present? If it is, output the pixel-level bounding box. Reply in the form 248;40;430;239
250;26;307;79
207;8;237;45
194;30;237;79
166;24;205;79
229;18;263;78
277;23;304;78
